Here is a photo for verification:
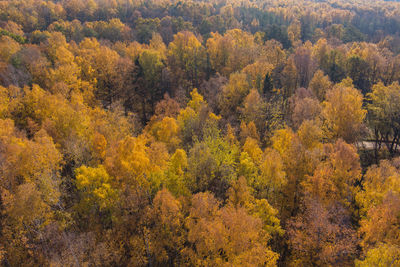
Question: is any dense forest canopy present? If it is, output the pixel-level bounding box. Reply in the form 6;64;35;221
1;0;400;266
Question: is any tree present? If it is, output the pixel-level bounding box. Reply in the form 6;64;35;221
135;48;166;122
206;29;258;77
367;82;400;156
227;176;283;237
356;159;400;253
105;135;153;189
139;49;164;87
184;192;279;266
271;127;320;220
242;137;263;164
240;121;260;145
281;57;298;102
0;120;62;205
287;20;301;47
186;131;238;198
8;84;94;166
77;37;121;107
0;86;9;118
289;87;321;129
219;72;251;124
199;74;227;112
256;148;287;204
168;31;206;89
263;73;274;96
44;32;95;101
15;45;51;89
148;116;180;152
0;36;20;62
358;192;400;252
240;89;266;134
355;243;400;267
261;40;287;67
242;61;274;93
1;183;54;266
161;149;189;197
265;25;291;49
146;188;185;265
346;55;371;94
322;78;366;143
297;120;323;150
152;94;181;121
75;165;117;214
302;139;361;207
176;88;221;147
293;43;317;88
287;198;358;266
134;17;160;44
309;69;333;101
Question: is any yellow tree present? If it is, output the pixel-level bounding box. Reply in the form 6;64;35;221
45;32;96;103
161;149;189;197
309;69;333;101
184;191;279;266
242;137;262;164
257;148;287;204
75;165;117;211
271;127;320;219
146;188;185;265
1;183;53;266
0;120;63;266
106;133;169;193
242;61;274;92
355;243;400;267
0;119;62;205
219;72;251;123
76;37;120;106
356;159;400;255
147;116;180;152
177;88;220;147
322;78;366;143
0;36;20;62
0;86;9;118
302;139;361;207
206;29;259;76
240;89;267;134
8;84;94;167
168;31;206;89
239;121;260;144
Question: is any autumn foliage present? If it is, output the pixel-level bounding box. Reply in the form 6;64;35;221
1;0;400;266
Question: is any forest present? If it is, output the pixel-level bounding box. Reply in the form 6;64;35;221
0;0;400;266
